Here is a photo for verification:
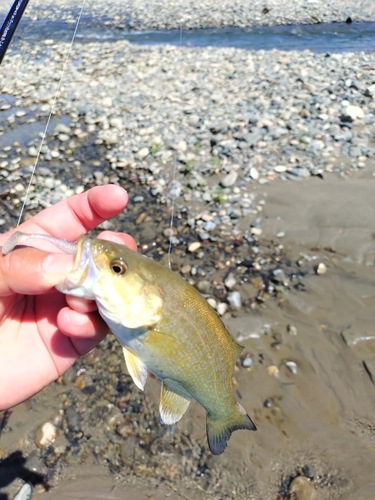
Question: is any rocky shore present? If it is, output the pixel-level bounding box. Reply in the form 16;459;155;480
1;0;375;30
1;10;375;500
0;39;374;220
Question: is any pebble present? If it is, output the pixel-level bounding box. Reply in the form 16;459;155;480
58;133;70;142
242;355;253;368
207;297;217;309
136;147;149;160
55;123;70;134
27;146;38;157
267;365;279;377
224;272;236;289
227;291;241;309
341;105;364;122
249;167;260;180
65;407;82;433
289;476;317;500
217;302;228;316
287;324;298;336
285;360;298;375
109;117;123;129
188;241;201;252
365;84;375;97
197;280;211;293
181;264;191;274
221;172;238;187
316;262;327;275
274;165;287;173
34;422;58;448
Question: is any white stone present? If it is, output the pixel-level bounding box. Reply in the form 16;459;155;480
221;171;238;187
366;84;375;97
58;133;70;142
274;165;287;173
188;241;201;252
27;146;38;157
217;302;228;316
227;291;241;309
343;105;364;121
316;262;327;275
136;148;149;161
249;167;260;180
109;117;123;129
207;297;217;309
35;422;58;449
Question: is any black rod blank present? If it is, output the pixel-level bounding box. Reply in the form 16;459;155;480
0;0;31;65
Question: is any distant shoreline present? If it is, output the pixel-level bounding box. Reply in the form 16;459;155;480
1;0;375;30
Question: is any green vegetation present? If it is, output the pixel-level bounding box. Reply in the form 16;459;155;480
210;156;221;174
181;159;195;174
150;141;162;156
212;186;225;205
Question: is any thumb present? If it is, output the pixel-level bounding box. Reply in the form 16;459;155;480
0;247;74;296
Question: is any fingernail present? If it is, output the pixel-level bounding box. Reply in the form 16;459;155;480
43;254;74;275
69;310;88;327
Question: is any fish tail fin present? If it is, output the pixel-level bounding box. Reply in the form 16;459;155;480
206;403;256;455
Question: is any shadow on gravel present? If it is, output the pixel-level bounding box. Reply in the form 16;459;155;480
0;451;47;490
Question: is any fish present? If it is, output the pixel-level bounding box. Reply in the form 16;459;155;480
2;231;256;455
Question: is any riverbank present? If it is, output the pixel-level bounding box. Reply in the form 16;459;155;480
1;40;374;214
1;0;375;30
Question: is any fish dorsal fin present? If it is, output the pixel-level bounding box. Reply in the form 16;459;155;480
160;378;191;425
122;347;148;391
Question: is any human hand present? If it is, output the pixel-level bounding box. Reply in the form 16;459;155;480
0;185;137;410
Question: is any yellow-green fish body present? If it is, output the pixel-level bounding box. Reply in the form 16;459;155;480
2;232;256;454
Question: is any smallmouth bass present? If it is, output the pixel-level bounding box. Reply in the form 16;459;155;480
3;231;256;454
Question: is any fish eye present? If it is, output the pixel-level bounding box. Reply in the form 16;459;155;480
110;259;127;275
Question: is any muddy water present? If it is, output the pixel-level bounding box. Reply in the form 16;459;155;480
0;173;370;499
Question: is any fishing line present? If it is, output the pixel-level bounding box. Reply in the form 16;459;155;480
17;0;86;226
167;26;183;269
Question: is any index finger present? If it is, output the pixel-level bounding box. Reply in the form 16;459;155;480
0;185;129;244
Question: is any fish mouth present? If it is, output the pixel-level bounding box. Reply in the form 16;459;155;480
56;236;99;300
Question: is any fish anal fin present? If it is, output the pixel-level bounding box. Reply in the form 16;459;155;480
206;403;256;455
160;379;191;425
122;347;148;391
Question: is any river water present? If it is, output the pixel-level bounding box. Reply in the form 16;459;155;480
11;19;375;53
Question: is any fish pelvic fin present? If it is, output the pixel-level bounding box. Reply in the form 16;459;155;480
160;379;191;425
206;403;256;455
122;347;148;391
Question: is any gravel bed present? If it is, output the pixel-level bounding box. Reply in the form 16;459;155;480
1;0;374;30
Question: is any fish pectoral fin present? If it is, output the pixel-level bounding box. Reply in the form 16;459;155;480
159;379;191;425
122;347;148;391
